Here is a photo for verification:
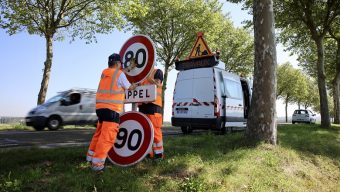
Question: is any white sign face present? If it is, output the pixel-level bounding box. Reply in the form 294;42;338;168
108;112;154;167
113;120;145;157
119;35;156;83
124;84;156;103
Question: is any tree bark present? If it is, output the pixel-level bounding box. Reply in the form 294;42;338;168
315;37;331;127
285;97;288;123
161;63;170;117
37;35;53;105
246;0;277;145
333;40;340;124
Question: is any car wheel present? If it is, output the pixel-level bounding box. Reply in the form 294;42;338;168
292;121;296;124
33;125;45;131
181;126;192;134
47;116;62;131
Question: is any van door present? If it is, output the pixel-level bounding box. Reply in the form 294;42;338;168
173;70;194;118
78;94;96;124
221;72;245;126
192;68;214;118
58;92;82;123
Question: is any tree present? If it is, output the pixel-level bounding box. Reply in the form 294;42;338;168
0;0;145;104
275;0;340;128
126;0;246;111
218;26;254;76
277;63;302;122
246;0;277;145
328;17;340;124
296;37;339;124
300;78;319;110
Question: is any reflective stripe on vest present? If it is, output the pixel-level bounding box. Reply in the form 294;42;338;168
96;68;125;112
140;68;163;107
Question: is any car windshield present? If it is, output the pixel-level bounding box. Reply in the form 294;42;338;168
44;94;65;104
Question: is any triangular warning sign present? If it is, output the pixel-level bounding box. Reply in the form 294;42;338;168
188;32;212;59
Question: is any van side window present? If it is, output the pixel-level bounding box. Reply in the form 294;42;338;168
62;93;81;106
224;79;242;99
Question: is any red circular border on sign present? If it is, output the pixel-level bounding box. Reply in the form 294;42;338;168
119;35;155;83
108;112;152;166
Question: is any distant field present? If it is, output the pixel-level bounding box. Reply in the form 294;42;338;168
0;124;339;192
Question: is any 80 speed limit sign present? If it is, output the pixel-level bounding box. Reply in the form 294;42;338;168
119;35;156;83
108;112;154;167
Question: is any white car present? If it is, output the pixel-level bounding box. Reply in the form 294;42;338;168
292;109;316;124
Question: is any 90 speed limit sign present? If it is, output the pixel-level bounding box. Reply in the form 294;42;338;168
108;112;154;167
119;35;156;83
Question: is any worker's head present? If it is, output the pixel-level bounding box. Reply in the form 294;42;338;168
108;53;122;68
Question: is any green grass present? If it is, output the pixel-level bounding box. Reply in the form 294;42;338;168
0;123;32;131
0;123;95;131
0;124;339;192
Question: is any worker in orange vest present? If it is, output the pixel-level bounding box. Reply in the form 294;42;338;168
86;53;137;172
138;66;164;160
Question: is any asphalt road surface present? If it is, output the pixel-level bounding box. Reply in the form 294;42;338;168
0;126;184;149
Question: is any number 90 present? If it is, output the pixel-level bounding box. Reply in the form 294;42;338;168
114;128;142;151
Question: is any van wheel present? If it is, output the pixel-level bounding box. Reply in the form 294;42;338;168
181;126;192;134
292;121;296;124
33;126;45;131
47;116;62;131
220;122;226;135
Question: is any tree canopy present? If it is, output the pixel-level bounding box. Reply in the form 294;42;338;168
126;0;254;110
0;0;146;104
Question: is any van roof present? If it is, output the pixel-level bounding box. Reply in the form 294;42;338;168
58;88;96;94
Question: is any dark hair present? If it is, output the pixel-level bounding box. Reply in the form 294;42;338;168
108;60;120;67
108;53;121;67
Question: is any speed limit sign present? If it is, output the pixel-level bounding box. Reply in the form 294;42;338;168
107;112;154;167
119;35;156;83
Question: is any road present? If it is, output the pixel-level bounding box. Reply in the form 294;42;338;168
0;126;183;149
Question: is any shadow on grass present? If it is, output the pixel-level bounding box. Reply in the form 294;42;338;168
0;132;254;192
278;124;340;159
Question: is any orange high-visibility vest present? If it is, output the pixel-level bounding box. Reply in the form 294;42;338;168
96;68;125;113
140;68;163;107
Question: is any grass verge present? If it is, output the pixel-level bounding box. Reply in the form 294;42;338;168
0;124;339;192
0;123;95;131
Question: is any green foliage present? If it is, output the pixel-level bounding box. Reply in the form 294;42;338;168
277;63;320;120
179;176;205;192
126;0;253;76
0;172;21;192
0;0;145;41
0;125;339;191
214;24;254;77
127;0;224;68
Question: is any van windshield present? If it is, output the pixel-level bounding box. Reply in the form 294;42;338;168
44;94;65;104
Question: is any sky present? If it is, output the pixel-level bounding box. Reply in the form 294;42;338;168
0;2;300;121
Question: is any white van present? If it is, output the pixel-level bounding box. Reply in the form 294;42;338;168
171;56;252;134
26;88;97;131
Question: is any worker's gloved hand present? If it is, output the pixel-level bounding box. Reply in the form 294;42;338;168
129;58;137;70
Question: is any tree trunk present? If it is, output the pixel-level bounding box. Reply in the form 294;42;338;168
315;37;331;127
246;0;277;145
285;97;288;123
37;35;53;105
161;63;170;117
333;40;340;124
298;101;301;109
